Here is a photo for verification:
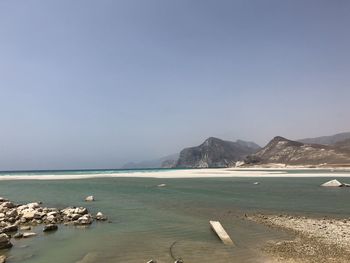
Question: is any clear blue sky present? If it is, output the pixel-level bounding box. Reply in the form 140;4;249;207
0;0;349;170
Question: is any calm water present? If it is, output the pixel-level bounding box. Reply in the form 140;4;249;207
0;173;350;262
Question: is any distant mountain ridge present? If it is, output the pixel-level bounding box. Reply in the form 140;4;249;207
174;137;260;168
298;132;350;145
244;136;350;166
121;153;179;169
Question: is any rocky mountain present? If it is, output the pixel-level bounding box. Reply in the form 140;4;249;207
244;136;350;166
174;137;261;168
121;153;179;169
298;132;350;145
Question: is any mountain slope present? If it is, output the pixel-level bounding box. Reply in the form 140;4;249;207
298;132;350;145
175;137;260;168
245;136;350;166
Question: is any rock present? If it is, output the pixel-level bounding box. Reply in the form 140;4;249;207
2;224;18;233
47;211;58;217
20;226;31;231
0;198;8;203
146;260;157;263
0;255;6;263
71;214;81;220
22;232;37;238
1;202;15;209
43;224;58;232
174;260;184;263
253;182;260;185
85;196;95;202
75;214;93;225
21;209;37;220
14;232;24;239
74;207;88;215
321;179;344;187
96;212;107;221
0;233;12;249
27;202;40;209
157;184;166;187
5;209;18;218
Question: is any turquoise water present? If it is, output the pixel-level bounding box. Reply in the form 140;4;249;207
0;173;350;262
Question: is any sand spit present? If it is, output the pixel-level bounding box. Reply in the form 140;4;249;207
0;168;349;180
249;214;350;263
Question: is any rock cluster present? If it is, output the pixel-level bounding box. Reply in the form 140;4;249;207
0;196;107;252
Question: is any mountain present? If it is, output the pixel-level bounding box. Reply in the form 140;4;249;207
335;138;350;153
298;132;350;145
121;153;179;169
174;137;261;168
244;136;350;166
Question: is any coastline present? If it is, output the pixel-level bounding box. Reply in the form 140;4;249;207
248;214;350;263
0;167;350;180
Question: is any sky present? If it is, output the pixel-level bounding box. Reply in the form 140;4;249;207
0;0;349;170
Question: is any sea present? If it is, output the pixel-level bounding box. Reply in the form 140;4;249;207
0;168;349;263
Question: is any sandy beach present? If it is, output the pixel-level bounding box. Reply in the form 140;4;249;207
0;167;350;180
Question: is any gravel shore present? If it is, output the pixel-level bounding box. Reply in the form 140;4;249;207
249;214;350;263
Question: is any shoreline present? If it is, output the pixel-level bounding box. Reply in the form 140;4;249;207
248;214;350;263
0;168;350;180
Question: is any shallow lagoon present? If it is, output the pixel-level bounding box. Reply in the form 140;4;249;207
1;176;350;262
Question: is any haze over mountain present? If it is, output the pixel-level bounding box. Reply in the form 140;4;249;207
298;132;350;145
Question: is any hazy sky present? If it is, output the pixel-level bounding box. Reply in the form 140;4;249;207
0;0;349;170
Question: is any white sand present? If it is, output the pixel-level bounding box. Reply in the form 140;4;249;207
0;168;349;180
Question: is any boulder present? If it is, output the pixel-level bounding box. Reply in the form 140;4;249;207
0;233;12;249
0;255;6;263
2;224;18;233
27;202;40;209
321;179;344;187
43;224;58;232
1;202;15;209
75;214;93;225
85;196;95;202
96;212;107;221
5;209;18;218
74;207;88;215
21;209;37;220
0;198;8;203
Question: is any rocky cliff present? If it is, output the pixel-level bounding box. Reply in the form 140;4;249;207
174;137;260;168
245;136;350;166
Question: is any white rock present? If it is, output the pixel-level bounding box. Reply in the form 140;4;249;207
22;232;37;238
85;196;95;202
321;179;343;187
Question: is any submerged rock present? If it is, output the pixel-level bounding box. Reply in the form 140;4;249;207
13;233;23;239
84;196;95;202
76;252;99;263
43;224;58;232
